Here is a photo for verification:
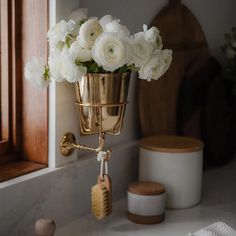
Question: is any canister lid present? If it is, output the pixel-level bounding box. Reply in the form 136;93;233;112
139;135;204;153
128;181;165;195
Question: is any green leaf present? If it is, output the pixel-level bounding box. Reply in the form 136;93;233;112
44;65;50;81
114;64;133;73
79;19;87;26
65;37;71;48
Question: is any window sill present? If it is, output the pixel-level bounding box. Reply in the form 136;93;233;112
0;160;47;183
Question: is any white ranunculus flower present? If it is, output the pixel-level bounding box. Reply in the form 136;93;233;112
48;50;66;82
161;49;172;69
69;39;92;62
129;34;154;67
138;49;172;81
99;15;119;30
24;57;50;88
136;24;163;49
60;50;87;83
92;32;132;72
105;20;130;38
69;8;88;23
47;20;75;47
79;19;103;47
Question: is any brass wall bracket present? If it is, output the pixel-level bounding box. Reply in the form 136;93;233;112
60;133;76;156
60;132;111;160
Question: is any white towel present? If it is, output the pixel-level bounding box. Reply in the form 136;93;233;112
188;222;236;236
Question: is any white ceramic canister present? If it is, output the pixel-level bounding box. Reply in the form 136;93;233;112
139;135;204;209
127;181;166;224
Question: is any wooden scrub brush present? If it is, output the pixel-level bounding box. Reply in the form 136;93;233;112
91;174;112;220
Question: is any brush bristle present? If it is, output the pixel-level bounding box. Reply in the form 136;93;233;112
91;183;110;220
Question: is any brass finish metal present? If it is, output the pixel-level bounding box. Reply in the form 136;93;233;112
60;133;76;156
60;72;131;157
75;72;131;135
60;132;112;159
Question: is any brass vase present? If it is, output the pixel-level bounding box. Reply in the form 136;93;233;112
75;72;131;136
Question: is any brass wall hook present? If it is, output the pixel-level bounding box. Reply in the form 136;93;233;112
60;133;76;156
60;132;98;157
60;132;112;158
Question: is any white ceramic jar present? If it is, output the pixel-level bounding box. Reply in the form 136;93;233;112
139;135;204;209
127;181;166;224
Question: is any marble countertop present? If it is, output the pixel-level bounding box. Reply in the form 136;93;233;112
56;159;236;236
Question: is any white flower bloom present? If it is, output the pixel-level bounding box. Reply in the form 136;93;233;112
69;39;92;62
138;49;172;81
161;49;172;69
60;50;87;83
48;50;66;82
47;20;75;48
24;57;50;89
69;8;88;23
92;32;132;72
135;24;163;49
99;15;119;30
129;34;154;67
79;19;103;47
105;20;130;38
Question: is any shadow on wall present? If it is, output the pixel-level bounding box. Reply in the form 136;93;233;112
120;0;236;167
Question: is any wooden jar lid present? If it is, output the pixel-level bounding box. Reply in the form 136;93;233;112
140;135;204;153
128;181;165;195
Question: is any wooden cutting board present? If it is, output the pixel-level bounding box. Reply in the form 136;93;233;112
138;0;211;137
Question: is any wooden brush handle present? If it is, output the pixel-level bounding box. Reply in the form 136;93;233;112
97;174;112;215
97;174;112;192
35;219;56;236
104;175;112;193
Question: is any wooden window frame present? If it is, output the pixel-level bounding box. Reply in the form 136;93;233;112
0;0;13;158
0;0;48;182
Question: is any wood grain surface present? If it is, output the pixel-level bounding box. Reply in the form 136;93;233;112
139;135;204;153
20;0;48;164
0;160;46;182
128;181;165;195
127;212;165;225
138;1;211;137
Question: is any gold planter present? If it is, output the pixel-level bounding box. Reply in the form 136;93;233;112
60;72;131;157
75;72;131;135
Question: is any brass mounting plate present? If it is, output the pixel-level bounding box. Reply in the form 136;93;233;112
60;133;76;156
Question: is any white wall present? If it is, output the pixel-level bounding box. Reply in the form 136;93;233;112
49;0;81;167
183;0;236;61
